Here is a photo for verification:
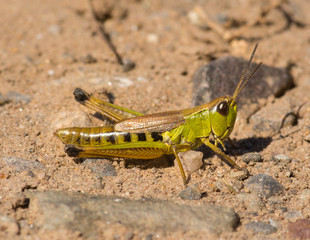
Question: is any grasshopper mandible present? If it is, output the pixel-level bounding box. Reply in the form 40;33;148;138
54;44;262;185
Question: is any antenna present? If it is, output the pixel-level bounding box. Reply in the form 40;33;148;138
232;43;262;102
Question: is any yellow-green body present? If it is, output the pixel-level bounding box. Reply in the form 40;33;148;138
55;94;236;159
54;44;261;185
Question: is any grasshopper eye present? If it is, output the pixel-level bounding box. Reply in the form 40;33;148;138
217;101;228;116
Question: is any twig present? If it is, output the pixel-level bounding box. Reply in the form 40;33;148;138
88;0;124;65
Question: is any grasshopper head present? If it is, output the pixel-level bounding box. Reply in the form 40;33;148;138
209;96;237;141
210;43;262;141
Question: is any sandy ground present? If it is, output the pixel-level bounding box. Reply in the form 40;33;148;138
1;0;310;239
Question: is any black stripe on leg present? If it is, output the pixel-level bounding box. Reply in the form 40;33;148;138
92;135;101;145
124;132;131;142
106;133;116;144
82;135;90;145
151;132;163;142
137;133;146;141
75;135;81;145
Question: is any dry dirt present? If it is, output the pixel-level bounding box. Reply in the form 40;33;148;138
1;0;310;239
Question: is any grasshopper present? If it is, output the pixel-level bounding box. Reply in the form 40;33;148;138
54;44;262;185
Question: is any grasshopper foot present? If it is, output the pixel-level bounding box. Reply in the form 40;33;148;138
239;167;250;178
183;174;191;187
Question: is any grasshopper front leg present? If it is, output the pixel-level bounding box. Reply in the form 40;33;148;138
202;138;248;175
171;146;188;186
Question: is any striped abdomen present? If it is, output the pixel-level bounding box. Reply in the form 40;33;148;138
54;126;164;147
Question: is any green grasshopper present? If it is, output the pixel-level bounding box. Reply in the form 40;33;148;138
54;44;262;185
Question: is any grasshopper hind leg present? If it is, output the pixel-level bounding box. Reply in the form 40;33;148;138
73;88;143;122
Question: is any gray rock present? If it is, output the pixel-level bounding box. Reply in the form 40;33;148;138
82;159;117;177
241;152;263;164
26;191;240;239
245;221;277;234
179;183;202;200
192;56;292;112
6;91;32;104
245;174;284;198
1;156;45;172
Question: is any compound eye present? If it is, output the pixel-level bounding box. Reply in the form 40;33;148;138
217;101;228;116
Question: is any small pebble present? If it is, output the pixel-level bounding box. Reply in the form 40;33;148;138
300;189;310;202
62;52;76;63
47;69;55;76
147;33;159;44
272;154;291;164
228;170;249;181
241;152;262;164
285;170;293;177
122;58;135;72
48;24;62;35
245;221;277;234
179;183;202;200
136;76;147;82
187;10;202;26
145;234;153;240
285;211;303;221
80;54;97;64
215;179;240;193
113;76;134;87
230;180;244;192
237;193;263;212
177;151;203;174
